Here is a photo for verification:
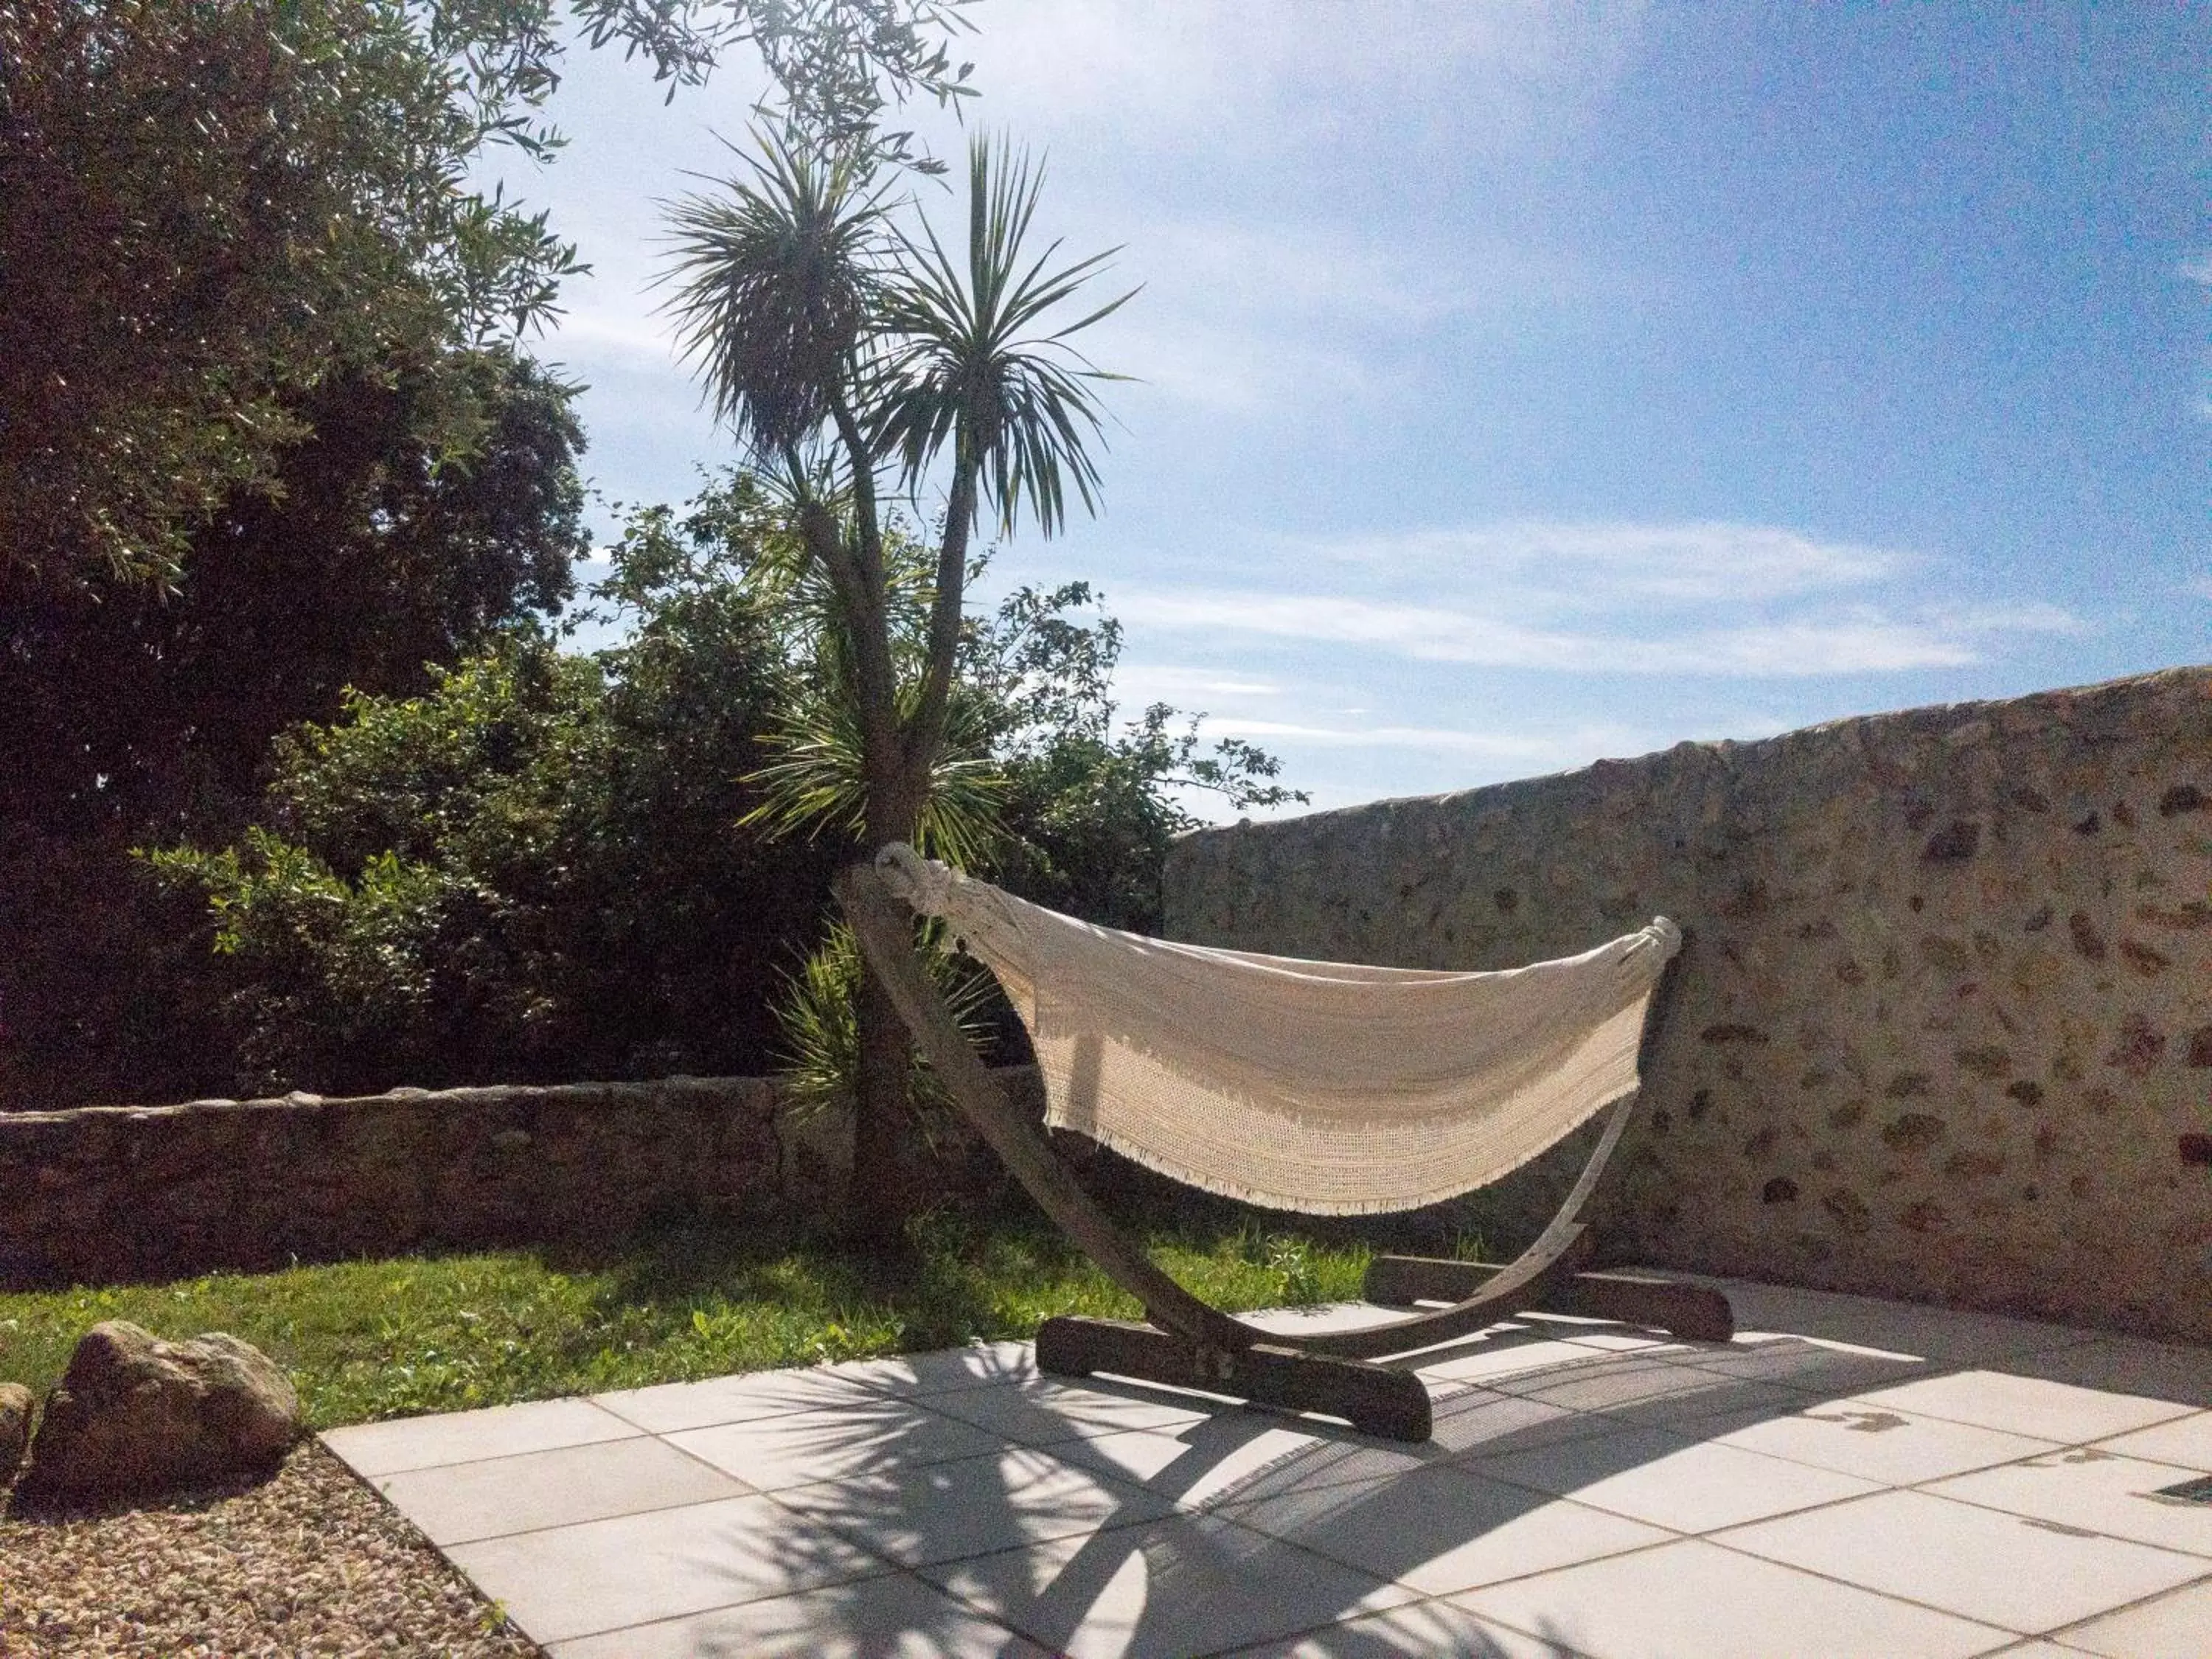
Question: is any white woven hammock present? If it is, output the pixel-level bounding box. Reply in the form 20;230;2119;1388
877;846;1681;1216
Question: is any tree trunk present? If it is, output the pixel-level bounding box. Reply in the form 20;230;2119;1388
847;960;913;1253
845;759;922;1252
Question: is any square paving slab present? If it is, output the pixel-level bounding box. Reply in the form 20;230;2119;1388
324;1274;2212;1657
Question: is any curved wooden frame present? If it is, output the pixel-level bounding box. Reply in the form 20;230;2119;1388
838;863;1729;1441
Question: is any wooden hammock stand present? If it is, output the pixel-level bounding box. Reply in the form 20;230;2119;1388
838;863;1733;1443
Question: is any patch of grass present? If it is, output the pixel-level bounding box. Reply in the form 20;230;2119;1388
0;1214;1371;1429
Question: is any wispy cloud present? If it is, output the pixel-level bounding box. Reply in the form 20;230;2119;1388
1112;664;1284;703
1110;519;2087;678
972;1;1650;156
1198;714;1644;762
1299;520;1903;602
1102;318;1379;414
550;306;679;367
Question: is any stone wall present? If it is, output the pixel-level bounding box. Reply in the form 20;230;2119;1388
0;1069;1051;1287
1165;667;2212;1343
1;1077;798;1287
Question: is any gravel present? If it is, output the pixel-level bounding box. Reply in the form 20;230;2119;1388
0;1440;543;1658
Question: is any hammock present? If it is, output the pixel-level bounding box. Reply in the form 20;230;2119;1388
877;844;1682;1215
838;845;1730;1441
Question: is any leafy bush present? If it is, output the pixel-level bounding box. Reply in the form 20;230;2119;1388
150;623;829;1095
150;472;1299;1097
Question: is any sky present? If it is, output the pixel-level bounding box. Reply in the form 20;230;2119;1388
493;1;2210;818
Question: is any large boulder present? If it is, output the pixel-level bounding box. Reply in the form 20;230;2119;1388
21;1321;299;1500
0;1381;31;1487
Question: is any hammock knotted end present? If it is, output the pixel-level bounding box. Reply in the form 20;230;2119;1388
874;841;953;916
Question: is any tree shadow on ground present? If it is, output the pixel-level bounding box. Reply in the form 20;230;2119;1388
647;1310;1952;1658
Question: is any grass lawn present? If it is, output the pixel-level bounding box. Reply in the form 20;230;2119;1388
0;1212;1379;1429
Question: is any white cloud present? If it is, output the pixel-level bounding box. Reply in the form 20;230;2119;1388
1129;220;1595;327
550;306;680;366
1108;518;2088;678
1198;715;1642;762
969;1;1649;156
1112;664;1284;703
1102;317;1378;413
1295;520;1902;602
2180;254;2212;286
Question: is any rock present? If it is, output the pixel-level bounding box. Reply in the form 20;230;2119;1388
0;1381;32;1486
22;1321;299;1500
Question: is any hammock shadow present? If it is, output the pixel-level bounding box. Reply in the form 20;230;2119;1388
663;1320;1931;1657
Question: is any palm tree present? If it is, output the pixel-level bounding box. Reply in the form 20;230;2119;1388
663;128;1130;1240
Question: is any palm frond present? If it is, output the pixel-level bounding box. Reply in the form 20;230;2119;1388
870;133;1136;538
658;131;892;456
742;678;1004;868
774;918;997;1149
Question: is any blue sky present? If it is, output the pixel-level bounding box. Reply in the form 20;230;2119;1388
500;1;2208;816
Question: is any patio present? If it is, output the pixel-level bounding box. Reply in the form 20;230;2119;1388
322;1274;2212;1658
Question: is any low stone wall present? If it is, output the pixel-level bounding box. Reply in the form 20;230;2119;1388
1;1077;796;1287
1166;667;2212;1343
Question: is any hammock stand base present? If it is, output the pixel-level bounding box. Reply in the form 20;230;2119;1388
837;863;1733;1445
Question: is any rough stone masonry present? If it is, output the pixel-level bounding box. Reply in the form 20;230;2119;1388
1165;666;2212;1343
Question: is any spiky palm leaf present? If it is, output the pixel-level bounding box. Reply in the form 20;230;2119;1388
872;134;1135;536
743;678;1004;867
660;132;891;456
775;918;997;1148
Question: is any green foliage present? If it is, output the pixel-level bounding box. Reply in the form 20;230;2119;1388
662;137;892;456
871;135;1135;537
0;347;590;1107
0;0;584;597
1;349;589;841
0;1215;1368;1427
139;468;1301;1099
773;920;995;1145
970;581;1305;932
147;616;829;1094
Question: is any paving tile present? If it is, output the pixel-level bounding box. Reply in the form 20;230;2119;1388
2048;1576;2212;1659
321;1397;639;1478
830;1341;1038;1399
445;1493;895;1645
1453;1535;2007;1659
1484;1351;1804;1427
1037;1422;1425;1512
371;1433;748;1545
1669;1277;2091;1366
1695;1401;2063;1487
667;1398;1004;1492
591;1366;882;1434
1427;1387;1625;1462
1551;1329;1692;1354
1217;1460;1671;1598
911;1509;1413;1659
1716;1487;2209;1633
2009;1338;2212;1412
1844;1370;2194;1444
1469;1422;1882;1533
1680;1335;1935;1397
2092;1410;2212;1472
1415;1338;1611;1387
919;1374;1220;1446
773;1444;1178;1568
1217;1599;1583;1657
1929;1450;2212;1558
546;1571;1052;1658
